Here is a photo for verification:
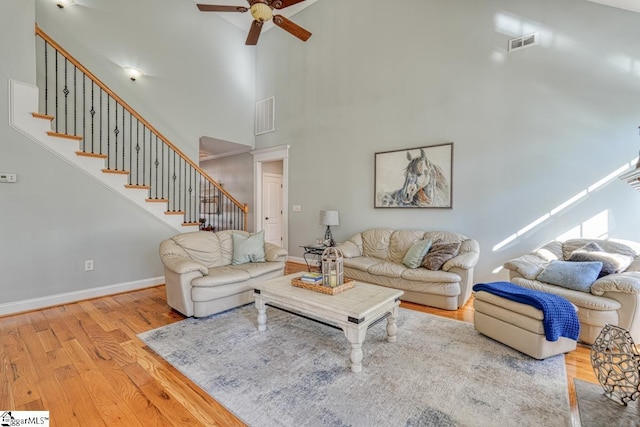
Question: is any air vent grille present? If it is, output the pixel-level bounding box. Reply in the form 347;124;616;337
255;96;275;135
508;33;539;52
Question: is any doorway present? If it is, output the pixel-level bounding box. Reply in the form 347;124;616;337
251;145;289;250
262;172;283;246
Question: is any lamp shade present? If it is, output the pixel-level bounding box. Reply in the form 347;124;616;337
319;210;339;226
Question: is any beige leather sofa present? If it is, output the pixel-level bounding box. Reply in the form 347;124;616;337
503;238;640;344
335;229;479;310
159;230;288;317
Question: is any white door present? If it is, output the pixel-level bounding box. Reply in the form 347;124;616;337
262;173;283;246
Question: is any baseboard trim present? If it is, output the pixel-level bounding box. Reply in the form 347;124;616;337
287;256;306;266
0;276;164;317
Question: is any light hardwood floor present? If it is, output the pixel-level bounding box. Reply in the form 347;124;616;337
0;262;596;426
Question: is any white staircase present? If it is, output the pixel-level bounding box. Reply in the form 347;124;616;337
9;79;198;233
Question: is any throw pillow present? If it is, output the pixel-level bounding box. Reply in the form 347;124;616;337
402;240;433;269
421;242;461;271
536;260;603;292
232;231;266;265
568;243;634;278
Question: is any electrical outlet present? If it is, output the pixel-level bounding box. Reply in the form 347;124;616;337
84;260;94;271
0;173;16;183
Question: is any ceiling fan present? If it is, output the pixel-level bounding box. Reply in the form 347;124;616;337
197;0;312;45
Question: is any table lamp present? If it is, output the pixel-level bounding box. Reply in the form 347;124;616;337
319;210;339;247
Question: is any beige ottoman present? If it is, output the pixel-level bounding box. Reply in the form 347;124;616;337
473;290;578;360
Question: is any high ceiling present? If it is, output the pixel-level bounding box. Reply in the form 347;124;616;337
586;0;640;13
196;0;638;161
193;0;318;34
195;0;318;161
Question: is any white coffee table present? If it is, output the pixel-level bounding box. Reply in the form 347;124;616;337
253;273;404;372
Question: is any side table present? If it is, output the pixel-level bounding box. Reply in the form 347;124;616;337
301;244;327;271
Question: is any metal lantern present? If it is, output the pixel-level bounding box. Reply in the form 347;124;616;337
321;247;344;288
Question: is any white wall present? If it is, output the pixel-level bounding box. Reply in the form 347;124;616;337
255;0;640;282
35;0;256;159
0;0;179;307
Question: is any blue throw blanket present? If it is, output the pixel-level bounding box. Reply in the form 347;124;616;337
473;282;580;342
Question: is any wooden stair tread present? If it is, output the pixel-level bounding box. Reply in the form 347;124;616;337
165;211;185;216
47;131;83;141
102;168;130;175
125;184;151;190
146;198;169;203
76;151;107;159
32;112;54;121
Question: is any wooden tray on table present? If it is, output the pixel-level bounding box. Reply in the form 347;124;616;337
290;277;355;295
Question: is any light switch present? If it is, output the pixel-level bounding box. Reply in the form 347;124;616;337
292;205;301;212
0;173;16;183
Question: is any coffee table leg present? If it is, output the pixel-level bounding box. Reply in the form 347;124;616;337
255;297;267;332
387;306;398;343
344;327;367;373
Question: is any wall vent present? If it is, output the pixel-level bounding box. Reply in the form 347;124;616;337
255;96;275;135
508;32;539;52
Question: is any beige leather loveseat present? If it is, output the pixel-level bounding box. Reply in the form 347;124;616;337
335;229;479;310
503;238;640;344
159;230;287;317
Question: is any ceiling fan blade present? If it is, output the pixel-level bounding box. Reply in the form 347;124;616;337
272;0;306;10
197;4;248;13
246;20;263;45
273;15;311;41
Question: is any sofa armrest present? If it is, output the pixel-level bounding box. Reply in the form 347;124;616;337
443;251;478;271
161;254;208;275
503;254;546;280
591;272;640;295
265;242;288;262
335;240;362;258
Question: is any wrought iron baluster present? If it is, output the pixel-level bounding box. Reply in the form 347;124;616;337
99;89;103;155
44;40;48;115
55;50;59;133
114;101;119;171
82;73;86;151
90;81;95;153
106;94;111;169
63;58;69;134
123;107;126;173
73;65;77;136
154;135;160;199
135;120;141;185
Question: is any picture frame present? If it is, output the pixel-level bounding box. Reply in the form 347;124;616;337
374;142;453;208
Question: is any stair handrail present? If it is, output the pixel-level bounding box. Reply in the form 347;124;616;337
35;24;249;230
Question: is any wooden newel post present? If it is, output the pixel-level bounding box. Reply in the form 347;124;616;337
321;247;344;288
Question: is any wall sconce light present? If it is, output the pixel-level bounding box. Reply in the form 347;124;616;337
123;67;144;81
57;0;75;8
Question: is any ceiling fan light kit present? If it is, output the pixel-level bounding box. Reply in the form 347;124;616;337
197;0;311;45
250;2;273;21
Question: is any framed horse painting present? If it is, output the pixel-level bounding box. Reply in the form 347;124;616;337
374;142;453;208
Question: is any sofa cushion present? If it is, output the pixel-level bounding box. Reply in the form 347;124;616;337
232;231;266;265
562;239;636;260
536;260;603;292
343;256;380;272
510;277;622;312
568;243;634;277
361;229;393;260
192;267;251;287
421;242;460;270
367;261;408;279
389;230;427;263
402;240;432;269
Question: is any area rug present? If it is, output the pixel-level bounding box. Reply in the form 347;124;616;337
574;379;640;426
138;304;570;426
